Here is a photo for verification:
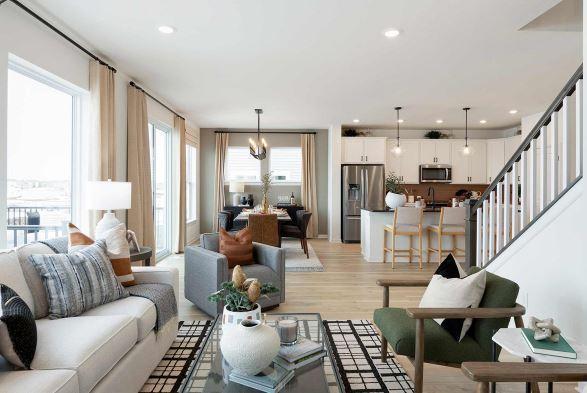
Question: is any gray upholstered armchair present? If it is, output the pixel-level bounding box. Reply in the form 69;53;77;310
184;232;286;316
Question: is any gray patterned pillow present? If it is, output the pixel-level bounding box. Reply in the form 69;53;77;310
29;240;128;319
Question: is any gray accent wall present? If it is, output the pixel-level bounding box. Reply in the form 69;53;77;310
199;129;329;235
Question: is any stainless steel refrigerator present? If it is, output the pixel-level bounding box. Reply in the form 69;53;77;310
342;164;386;243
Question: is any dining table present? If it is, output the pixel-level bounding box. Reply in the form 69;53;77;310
233;209;292;222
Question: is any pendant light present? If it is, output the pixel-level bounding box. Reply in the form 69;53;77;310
393;106;402;155
462;107;471;156
249;108;267;160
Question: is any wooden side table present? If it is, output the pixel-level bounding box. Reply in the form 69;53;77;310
492;328;587;393
130;247;153;266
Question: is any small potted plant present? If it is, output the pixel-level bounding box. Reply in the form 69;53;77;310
385;172;407;209
208;266;279;328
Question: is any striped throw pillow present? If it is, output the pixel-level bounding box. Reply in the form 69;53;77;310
68;223;135;286
29;240;128;319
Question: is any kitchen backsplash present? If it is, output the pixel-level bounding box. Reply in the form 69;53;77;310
402;183;488;203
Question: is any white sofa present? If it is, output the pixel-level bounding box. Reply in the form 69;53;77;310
0;242;179;393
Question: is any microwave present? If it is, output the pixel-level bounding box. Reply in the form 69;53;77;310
419;164;452;183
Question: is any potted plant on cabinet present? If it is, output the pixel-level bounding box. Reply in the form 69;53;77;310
385;172;407;209
208;265;279;328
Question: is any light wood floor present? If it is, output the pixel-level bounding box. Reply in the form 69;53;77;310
160;240;576;393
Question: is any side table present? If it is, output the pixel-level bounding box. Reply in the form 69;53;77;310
492;328;587;393
130;247;153;266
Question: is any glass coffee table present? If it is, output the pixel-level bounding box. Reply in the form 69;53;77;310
179;313;343;392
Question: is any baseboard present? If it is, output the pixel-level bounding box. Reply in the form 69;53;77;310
317;234;328;239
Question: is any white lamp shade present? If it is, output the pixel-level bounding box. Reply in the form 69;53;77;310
86;181;132;210
229;181;245;193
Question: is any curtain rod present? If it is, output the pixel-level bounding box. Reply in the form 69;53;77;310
214;131;316;135
3;0;117;73
129;81;185;120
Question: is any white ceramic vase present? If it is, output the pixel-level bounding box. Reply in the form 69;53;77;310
220;319;280;376
385;192;407;209
222;303;262;330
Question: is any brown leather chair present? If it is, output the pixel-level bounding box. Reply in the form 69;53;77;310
280;210;312;258
248;213;280;247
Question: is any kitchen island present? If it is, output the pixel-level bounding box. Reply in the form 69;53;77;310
360;208;466;263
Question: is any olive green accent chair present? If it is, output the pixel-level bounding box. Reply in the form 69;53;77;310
373;268;525;393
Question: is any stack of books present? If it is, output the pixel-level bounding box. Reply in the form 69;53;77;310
274;337;327;370
229;363;294;393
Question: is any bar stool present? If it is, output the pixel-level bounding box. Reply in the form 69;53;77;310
383;207;424;269
427;207;466;263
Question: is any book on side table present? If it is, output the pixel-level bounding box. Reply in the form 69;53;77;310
521;328;577;359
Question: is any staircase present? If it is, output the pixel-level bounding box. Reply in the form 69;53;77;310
467;65;583;268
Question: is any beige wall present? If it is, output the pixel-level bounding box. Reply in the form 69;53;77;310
199;129;329;235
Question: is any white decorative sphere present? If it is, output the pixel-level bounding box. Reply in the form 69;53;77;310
220;319;280;376
385;192;407;209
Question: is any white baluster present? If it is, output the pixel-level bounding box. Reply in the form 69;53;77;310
529;139;537;221
540;126;548;210
489;190;495;259
576;79;583;178
562;96;570;188
482;200;488;266
476;207;482;267
520;150;527;230
496;182;503;252
503;171;511;244
511;161;518;238
551;112;559;201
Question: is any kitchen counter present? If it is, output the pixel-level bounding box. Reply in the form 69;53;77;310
360;208;466;263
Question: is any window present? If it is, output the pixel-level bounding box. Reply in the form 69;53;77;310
148;121;172;258
224;147;261;182
186;144;197;222
270;147;302;183
6;63;82;247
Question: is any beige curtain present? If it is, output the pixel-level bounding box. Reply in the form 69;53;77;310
174;116;186;253
213;132;229;231
126;86;155;253
88;60;116;234
301;134;319;238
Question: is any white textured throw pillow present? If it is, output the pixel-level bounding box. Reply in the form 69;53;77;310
419;269;486;341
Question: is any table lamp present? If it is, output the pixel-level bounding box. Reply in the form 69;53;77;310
86;180;132;238
229;181;245;206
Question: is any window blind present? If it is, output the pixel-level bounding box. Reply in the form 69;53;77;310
270;147;302;183
224;147;261;182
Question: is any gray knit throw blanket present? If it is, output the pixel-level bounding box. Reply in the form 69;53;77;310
128;283;177;332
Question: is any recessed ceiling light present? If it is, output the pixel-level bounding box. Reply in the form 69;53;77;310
383;29;400;38
397;119;404;123
479;119;487;124
509;109;518;114
352;119;360;123
158;25;175;34
436;119;443;124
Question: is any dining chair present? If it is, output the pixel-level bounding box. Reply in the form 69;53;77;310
217;210;234;231
280;210;312;258
248;213;280;247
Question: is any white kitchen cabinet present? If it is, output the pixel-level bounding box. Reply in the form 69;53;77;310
505;134;522;161
468;140;487;183
486;139;505;183
342;137;386;164
419;140;451;164
386;140;420;183
450;140;487;184
363;138;386;163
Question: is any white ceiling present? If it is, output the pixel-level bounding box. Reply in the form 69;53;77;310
27;0;582;130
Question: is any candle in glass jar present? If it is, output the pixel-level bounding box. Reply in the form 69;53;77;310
277;317;298;346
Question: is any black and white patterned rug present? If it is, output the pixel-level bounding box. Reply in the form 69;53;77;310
323;320;414;392
141;319;413;393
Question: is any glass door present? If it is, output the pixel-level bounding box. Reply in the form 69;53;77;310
148;121;172;259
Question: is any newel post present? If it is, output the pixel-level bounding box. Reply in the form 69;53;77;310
465;199;477;269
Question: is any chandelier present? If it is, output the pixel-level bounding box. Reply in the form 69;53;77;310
249;108;267;160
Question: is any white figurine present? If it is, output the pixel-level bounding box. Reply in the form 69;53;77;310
529;317;561;343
